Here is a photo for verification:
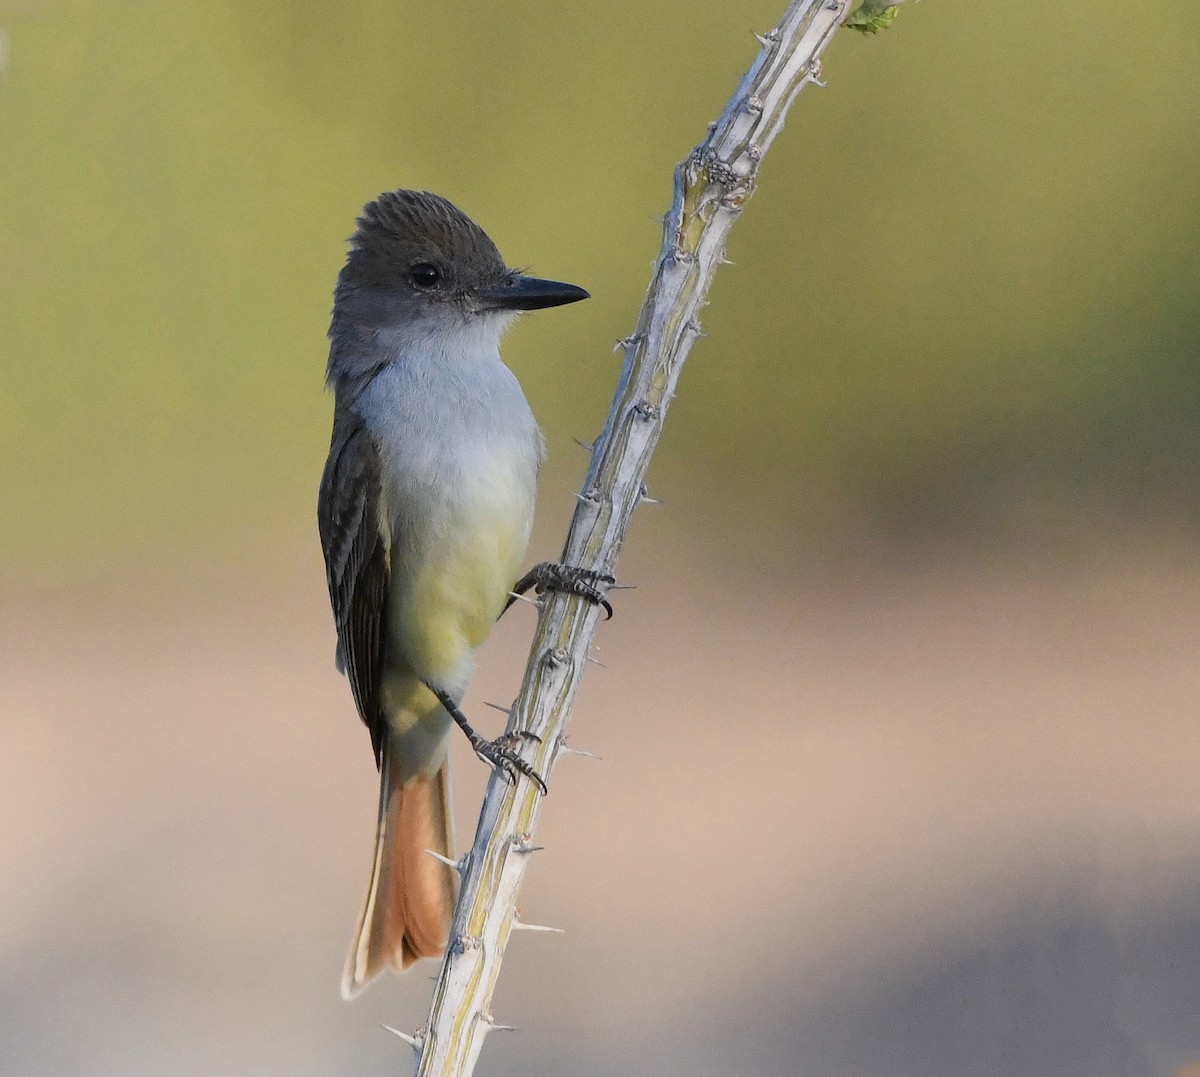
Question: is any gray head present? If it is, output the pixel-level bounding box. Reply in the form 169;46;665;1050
331;190;588;344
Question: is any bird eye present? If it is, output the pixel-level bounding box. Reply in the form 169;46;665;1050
410;263;441;289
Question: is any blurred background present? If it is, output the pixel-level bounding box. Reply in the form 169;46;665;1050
3;1;1200;1074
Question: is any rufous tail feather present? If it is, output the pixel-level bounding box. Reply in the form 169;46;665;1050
341;737;456;999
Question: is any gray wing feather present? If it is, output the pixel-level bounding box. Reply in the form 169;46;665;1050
318;407;389;765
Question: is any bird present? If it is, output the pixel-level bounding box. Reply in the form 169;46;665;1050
317;189;595;998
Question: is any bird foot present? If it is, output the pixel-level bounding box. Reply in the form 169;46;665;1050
514;562;616;619
467;729;547;795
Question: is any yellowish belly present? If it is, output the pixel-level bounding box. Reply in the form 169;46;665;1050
384;461;534;700
401;511;529;682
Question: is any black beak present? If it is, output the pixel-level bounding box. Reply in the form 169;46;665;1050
477;274;590;311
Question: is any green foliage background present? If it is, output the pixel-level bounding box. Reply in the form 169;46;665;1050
3;1;1198;586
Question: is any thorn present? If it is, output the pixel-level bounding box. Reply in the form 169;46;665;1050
557;739;602;760
586;652;606;668
608;583;638;591
481;1015;519;1034
507;590;540;606
484;700;513;715
513;836;544;854
639;482;663;505
425;849;465;873
513;919;566;934
809;58;827;88
573;436;594;452
380;1025;422;1051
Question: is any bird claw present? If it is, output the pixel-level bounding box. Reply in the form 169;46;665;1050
529;563;616;619
470;732;548;795
498;729;542;747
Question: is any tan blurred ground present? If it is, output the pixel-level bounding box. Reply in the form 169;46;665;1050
3;532;1199;1076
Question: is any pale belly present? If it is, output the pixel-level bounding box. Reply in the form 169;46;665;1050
380;445;536;716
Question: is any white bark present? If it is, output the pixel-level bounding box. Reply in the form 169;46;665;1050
409;2;853;1072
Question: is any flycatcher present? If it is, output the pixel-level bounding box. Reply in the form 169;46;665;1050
318;189;594;998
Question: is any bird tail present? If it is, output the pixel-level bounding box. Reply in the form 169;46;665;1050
341;733;457;999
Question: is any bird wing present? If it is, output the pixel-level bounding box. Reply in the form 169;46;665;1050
317;406;390;765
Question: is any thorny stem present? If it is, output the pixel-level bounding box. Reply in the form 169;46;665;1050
410;2;855;1073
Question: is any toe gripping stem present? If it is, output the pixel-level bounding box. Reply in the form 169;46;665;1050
506;562;616;619
431;687;547;795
